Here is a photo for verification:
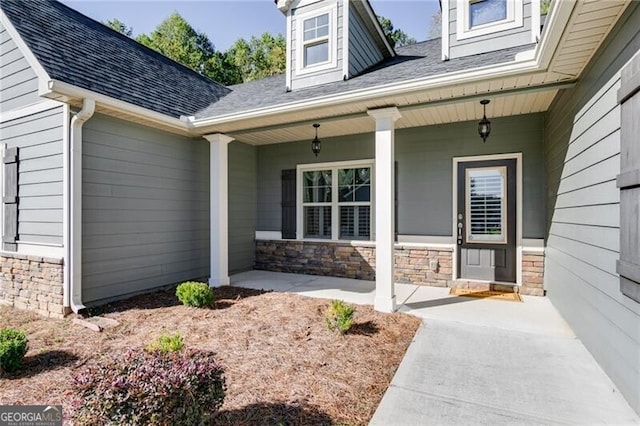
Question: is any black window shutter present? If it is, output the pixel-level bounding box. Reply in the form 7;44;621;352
281;169;297;239
3;146;19;251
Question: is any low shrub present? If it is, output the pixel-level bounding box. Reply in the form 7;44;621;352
0;328;28;373
72;348;226;425
176;281;213;307
146;332;184;354
324;300;356;334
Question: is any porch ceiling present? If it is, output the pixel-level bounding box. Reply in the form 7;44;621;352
228;86;561;145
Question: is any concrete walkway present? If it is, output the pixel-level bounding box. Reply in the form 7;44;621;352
232;270;640;425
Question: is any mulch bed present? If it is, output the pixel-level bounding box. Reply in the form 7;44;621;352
0;286;421;425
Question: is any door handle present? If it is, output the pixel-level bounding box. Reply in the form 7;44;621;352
457;214;463;245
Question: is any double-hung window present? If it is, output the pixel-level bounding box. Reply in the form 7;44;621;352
295;4;337;74
299;161;373;241
303;13;329;67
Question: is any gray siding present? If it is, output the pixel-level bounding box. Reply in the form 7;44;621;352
0;22;40;113
290;0;344;90
0;106;64;245
256;113;545;239
348;3;384;77
544;2;640;414
449;0;533;59
81;114;210;303
228;141;256;273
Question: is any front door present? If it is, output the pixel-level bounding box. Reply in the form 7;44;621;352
457;159;516;282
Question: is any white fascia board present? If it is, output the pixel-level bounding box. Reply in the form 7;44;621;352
42;79;190;133
534;0;576;69
0;9;51;83
359;0;395;57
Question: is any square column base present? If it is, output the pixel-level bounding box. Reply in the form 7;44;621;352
374;295;397;313
209;277;230;287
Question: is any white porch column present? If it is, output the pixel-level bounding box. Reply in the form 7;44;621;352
367;107;401;313
203;133;234;287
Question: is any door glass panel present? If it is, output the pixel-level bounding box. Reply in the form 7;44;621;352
465;166;507;243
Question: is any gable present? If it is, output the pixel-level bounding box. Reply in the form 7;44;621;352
0;21;40;113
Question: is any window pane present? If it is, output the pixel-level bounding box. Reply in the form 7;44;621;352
303;29;316;41
470;0;507;27
304;41;329;66
338;167;370;202
303;17;316;31
305;206;331;238
340;206;370;239
316;24;329;38
316;13;329;26
303;170;331;202
466;167;506;242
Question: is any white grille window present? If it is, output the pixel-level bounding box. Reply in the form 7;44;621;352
466;167;507;243
302;13;329;67
469;0;507;27
298;161;373;241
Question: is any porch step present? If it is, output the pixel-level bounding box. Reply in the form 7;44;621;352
449;280;518;293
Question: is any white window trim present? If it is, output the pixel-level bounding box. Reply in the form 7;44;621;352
456;0;524;41
295;2;338;76
296;159;374;241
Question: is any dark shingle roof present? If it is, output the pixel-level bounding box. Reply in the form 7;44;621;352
1;0;230;118
195;39;534;118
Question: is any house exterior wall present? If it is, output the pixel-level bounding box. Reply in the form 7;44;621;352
348;2;383;78
0;22;40;113
543;2;640;414
447;0;535;59
290;0;344;90
0;105;65;246
228;141;256;273
81;114;210;304
256;113;545;239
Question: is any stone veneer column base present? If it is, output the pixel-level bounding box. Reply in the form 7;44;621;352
521;251;545;296
0;252;65;318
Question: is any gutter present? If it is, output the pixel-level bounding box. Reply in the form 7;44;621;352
65;98;95;314
188;0;577;130
42;79;190;134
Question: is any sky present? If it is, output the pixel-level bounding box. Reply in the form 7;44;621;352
62;0;441;51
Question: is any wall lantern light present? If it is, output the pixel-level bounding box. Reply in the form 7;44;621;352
478;99;491;143
311;123;321;156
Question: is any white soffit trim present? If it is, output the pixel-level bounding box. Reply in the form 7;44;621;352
42;79;190;133
0;9;50;83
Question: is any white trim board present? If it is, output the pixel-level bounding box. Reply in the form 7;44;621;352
452;153;524;285
0;99;62;123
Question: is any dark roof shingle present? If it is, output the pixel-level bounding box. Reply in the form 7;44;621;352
195;39;534;118
1;0;230;118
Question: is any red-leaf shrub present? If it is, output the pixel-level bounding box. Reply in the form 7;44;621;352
71;348;226;425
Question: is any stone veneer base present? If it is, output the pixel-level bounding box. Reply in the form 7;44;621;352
0;252;65;318
255;240;545;296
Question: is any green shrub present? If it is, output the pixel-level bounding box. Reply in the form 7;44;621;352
175;281;213;307
146;332;184;354
324;300;356;334
0;328;28;373
72;348;226;425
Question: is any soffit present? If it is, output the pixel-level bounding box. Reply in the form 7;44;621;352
548;0;631;78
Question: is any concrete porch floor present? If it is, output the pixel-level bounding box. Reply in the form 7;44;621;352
232;270;640;425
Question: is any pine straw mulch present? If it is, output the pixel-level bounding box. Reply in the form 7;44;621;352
0;286;421;425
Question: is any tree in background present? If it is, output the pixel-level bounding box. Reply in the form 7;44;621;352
226;33;286;82
104;18;133;37
427;8;442;40
541;0;552;14
377;15;416;48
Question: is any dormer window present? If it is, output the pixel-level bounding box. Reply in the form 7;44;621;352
295;2;338;75
469;0;507;27
456;0;523;40
303;14;329;66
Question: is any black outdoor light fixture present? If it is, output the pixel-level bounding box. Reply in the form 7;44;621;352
478;99;491;143
311;123;321;156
